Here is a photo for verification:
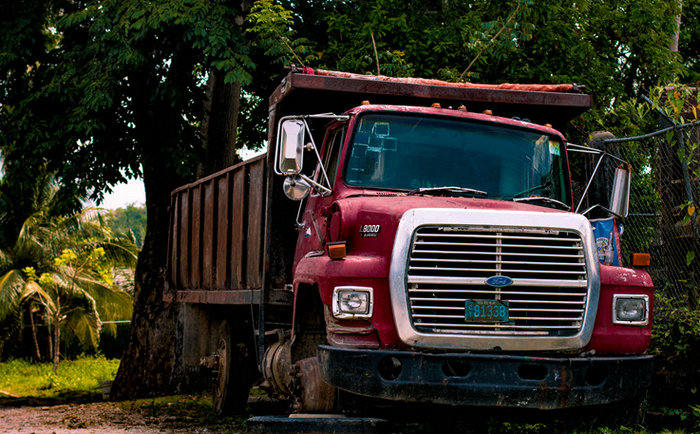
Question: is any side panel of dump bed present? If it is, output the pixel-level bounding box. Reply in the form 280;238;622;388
166;155;267;303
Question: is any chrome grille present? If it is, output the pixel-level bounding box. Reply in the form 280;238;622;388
407;226;588;336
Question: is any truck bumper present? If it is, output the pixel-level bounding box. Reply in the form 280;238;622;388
317;345;652;409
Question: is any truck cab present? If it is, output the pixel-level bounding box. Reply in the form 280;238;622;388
276;84;652;411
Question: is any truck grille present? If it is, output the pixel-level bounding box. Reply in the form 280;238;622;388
407;226;588;337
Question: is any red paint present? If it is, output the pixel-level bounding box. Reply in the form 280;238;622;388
292;104;653;356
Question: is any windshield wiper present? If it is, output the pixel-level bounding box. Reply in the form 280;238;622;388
512;180;552;199
512;196;570;210
408;186;488;197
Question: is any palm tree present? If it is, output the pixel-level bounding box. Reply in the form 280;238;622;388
0;180;138;366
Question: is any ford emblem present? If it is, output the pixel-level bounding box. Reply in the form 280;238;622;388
486;275;513;287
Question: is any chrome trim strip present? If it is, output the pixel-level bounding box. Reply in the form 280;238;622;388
389;208;600;351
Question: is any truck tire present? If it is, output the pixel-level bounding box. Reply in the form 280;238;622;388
212;321;251;415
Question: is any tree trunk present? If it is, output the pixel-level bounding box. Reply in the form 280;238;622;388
198;69;242;177
110;47;193;400
669;0;683;52
46;314;53;362
28;305;41;361
52;314;60;372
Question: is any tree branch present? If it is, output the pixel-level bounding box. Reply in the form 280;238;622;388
459;1;522;80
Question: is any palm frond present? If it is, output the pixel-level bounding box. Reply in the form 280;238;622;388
0;270;25;321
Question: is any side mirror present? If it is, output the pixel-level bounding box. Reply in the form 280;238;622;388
609;164;631;218
276;119;305;174
283;175;311;201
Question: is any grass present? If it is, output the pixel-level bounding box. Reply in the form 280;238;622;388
0;357;695;432
0;356;119;402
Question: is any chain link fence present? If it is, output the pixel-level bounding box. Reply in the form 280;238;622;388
572;121;699;307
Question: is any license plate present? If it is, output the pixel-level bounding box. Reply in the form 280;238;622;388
465;299;509;322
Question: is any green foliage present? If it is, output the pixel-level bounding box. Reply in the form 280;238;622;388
650;293;700;411
0;356;119;399
0;178;138;359
105;204;147;248
1;0;255;205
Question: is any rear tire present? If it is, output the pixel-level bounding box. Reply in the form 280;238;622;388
212;321;251;415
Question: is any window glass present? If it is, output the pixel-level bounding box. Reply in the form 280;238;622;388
344;114;569;203
322;128;345;184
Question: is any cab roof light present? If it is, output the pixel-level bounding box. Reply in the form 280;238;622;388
545;123;553;128
431;102;441;108
632;253;651;268
482;109;493;115
457;105;467;111
327;241;347;259
361;100;370;105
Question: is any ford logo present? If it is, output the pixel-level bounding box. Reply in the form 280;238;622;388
486;275;513;287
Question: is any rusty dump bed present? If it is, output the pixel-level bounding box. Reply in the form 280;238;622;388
166;69;592;306
271;68;592;128
166;155;268;304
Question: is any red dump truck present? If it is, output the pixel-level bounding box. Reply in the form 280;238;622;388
165;69;654;416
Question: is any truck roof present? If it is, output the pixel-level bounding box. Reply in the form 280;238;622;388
269;68;592;129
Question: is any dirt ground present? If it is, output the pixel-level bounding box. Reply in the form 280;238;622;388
0;402;164;433
0;394;259;433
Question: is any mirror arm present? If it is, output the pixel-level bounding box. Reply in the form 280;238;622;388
581;204;622;219
298;173;332;196
301;119;333;191
575;153;606;213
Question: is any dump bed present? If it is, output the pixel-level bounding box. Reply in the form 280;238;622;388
166;155;268;304
166;69;592;305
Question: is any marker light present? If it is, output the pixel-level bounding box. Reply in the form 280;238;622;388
632;253;651;267
327;241;346;259
612;294;649;326
332;286;373;319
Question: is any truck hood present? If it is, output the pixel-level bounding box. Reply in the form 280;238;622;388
329;193;572;254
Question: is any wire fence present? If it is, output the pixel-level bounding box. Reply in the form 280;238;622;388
573;122;698;307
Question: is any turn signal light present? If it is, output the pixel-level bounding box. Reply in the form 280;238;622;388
327;241;347;259
632;253;651;267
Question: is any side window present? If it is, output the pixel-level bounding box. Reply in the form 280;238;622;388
322;128;346;185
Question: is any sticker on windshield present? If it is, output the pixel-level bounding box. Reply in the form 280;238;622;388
549;140;561;156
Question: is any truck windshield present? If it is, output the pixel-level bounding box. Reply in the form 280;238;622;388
344;113;570;204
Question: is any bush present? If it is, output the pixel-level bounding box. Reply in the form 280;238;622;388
649;293;699;419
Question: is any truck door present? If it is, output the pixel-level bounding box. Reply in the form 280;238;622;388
294;126;346;263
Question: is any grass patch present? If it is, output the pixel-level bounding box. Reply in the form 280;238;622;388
0;356;119;402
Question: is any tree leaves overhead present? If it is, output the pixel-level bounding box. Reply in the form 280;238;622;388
1;0;254;204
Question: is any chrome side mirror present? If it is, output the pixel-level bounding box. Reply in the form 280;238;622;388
276;119;305;175
609;165;631;218
283;175;311;201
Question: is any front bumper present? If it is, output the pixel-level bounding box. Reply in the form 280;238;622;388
318;345;652;409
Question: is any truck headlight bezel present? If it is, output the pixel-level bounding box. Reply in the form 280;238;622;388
332;286;373;319
612;294;649;326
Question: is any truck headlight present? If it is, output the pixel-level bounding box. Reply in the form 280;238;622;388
332;286;373;319
612;294;649;326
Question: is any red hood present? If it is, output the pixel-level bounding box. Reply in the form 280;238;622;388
328;194;571;255
335;192;569;215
